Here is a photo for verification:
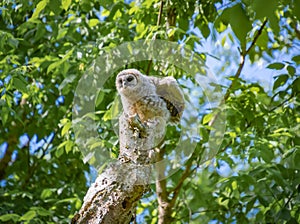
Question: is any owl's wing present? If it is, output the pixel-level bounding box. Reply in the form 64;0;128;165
150;76;185;122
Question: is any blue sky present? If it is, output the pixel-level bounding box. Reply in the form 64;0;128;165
193;25;300;93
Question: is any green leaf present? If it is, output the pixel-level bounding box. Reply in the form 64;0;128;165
75;198;82;209
103;98;120;121
292;55;300;64
34;23;46;41
292;149;300;168
90;141;104;149
256;29;268;49
292;77;300;94
31;0;49;19
49;0;62;15
55;146;65;157
8;37;19;49
221;4;252;45
41;189;53;199
58;74;77;91
47;48;74;74
1;104;9;125
294;0;300;20
260;146;274;163
200;24;210;38
178;19;189;31
250;86;260;93
200;127;209;142
221;36;226;46
278;208;291;221
258;195;269;207
251;0;277;19
273;74;289;91
56;197;78;204
0;214;20;222
88;18;100;27
287;65;296;76
96;91;105;107
202;113;213;125
268;14;279;35
57;140;73;154
61;121;71;136
35;207;52;216
267;62;285;70
65;140;73;153
12;77;27;93
61;0;72;11
20;210;36;221
246;198;256;213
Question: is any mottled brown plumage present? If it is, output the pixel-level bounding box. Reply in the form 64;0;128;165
116;69;184;124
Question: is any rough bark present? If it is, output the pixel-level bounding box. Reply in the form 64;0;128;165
71;162;148;224
72;112;164;223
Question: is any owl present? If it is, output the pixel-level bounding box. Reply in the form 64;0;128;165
116;69;184;126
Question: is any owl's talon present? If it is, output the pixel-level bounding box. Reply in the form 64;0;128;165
128;114;147;138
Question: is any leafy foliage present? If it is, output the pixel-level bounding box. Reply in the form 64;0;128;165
0;0;299;223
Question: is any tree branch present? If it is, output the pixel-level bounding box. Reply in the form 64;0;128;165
209;19;268;126
169;162;192;205
155;148;168;201
157;0;164;27
73;106;167;223
223;19;268;103
156;148;171;224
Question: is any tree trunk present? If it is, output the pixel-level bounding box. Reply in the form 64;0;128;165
72;112;165;223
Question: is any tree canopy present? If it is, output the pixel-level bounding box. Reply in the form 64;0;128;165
0;0;300;223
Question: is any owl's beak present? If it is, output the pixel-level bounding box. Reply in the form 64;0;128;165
122;81;128;88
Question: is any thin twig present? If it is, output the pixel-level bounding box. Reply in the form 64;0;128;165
169;162;193;206
146;0;164;75
157;0;164;27
223;19;268;103
268;94;296;112
245;19;268;55
209;19;268;126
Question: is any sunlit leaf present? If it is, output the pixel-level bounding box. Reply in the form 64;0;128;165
47;48;74;74
61;121;71;136
0;214;20;222
202;113;213;125
61;0;72;11
20;211;36;221
31;0;49;19
88;19;100;27
41;189;53;199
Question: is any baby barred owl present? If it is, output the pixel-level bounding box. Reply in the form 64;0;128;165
116;69;185;127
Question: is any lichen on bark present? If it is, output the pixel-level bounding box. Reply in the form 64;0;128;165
72;110;165;224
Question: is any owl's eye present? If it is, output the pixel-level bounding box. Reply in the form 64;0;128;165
118;79;123;85
127;76;134;82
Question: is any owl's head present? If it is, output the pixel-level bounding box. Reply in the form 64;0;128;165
116;69;141;95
